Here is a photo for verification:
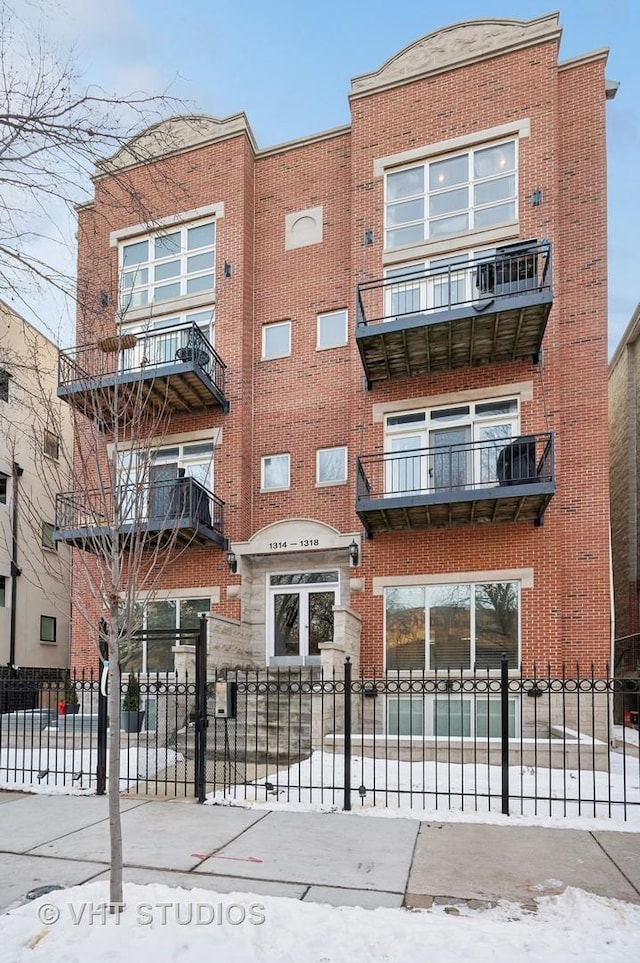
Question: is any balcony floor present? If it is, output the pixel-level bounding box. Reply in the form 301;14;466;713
57;360;228;424
55;517;226;552
356;292;552;385
356;481;555;534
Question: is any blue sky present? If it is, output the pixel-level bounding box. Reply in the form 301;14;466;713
34;0;640;351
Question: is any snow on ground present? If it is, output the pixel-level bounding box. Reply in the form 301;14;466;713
209;749;640;828
0;747;183;793
0;881;638;963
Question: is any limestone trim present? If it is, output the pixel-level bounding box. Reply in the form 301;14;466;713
231;519;361;557
381;222;520;267
107;426;222;459
372;381;534;423
97;114;257;176
373;568;534;595
373;120;530;178
558;48;609;71
350;15;561;99
121;586;220;605
109;203;224;246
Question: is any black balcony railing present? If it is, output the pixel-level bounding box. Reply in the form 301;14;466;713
355;241;553;384
58;322;228;419
356;432;555;532
55;475;226;549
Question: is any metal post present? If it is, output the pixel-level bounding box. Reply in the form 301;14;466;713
343;657;352;812
501;653;510;815
96;618;108;795
194;615;208;803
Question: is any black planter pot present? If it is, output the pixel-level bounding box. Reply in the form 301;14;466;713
121;709;145;733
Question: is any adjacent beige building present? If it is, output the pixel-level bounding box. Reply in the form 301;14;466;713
0;301;72;669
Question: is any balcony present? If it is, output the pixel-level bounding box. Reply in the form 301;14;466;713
356;241;552;385
356;432;555;534
57;323;229;425
54;476;226;551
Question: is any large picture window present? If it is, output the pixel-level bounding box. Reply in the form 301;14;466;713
385;140;517;249
119;597;211;674
120;220;216;311
387;694;518;738
385;580;520;671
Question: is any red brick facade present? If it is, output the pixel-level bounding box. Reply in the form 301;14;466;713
69;16;612;675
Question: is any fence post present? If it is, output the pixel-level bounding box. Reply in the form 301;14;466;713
501;653;510;815
343;657;352;811
194;615;208;803
96;618;108;796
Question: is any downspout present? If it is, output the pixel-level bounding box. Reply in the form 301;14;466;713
8;461;23;667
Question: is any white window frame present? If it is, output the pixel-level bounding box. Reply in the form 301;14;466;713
317;309;348;350
384;396;520;496
262;321;291;360
261;453;290;492
119;219;216;312
316;447;347;486
384;139;518;250
386;694;519;739
384;579;521;672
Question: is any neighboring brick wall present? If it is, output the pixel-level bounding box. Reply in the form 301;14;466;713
69;25;613;677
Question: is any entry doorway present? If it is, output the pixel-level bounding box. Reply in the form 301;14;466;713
267;571;339;666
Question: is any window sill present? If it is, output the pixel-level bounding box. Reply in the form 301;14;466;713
260;354;291;362
315;480;348;488
316;342;348;352
260;487;291;494
381;220;520;267
39;639;57;646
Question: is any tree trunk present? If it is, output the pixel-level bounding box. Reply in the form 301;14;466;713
108;612;123;908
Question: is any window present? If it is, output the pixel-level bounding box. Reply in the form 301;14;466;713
118;441;214;524
384;397;519;495
317;447;347;485
317;310;347;349
0;370;9;402
0;576;5;607
43;430;60;460
387;695;518;738
385;140;517;249
0;474;7;504
385;581;519;671
384;251;484;319
119;220;216;311
40;616;57;643
119;309;214;370
119;597;211;674
262;321;291;360
262;454;290;491
41;522;57;551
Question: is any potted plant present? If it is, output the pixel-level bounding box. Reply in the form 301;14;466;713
121;673;145;733
58;680;80;716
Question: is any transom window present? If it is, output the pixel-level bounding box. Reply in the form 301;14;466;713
385;140;517;249
385;580;520;671
120;220;216;311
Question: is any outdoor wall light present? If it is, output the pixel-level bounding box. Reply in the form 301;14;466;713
223;261;233;278
348;539;359;566
227;551;238;574
531;188;543;207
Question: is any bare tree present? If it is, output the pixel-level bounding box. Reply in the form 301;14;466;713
0;1;222;911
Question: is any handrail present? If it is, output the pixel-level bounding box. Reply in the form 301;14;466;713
355;240;552;329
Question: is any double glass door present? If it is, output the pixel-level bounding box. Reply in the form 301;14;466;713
268;572;339;666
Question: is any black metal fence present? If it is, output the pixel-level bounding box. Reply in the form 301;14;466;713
1;661;639;821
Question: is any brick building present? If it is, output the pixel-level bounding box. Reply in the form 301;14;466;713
58;12;614;722
609;304;640;663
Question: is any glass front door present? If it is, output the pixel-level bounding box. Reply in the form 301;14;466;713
268;572;339;665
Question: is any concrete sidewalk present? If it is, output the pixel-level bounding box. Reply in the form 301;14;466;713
0;791;639;914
